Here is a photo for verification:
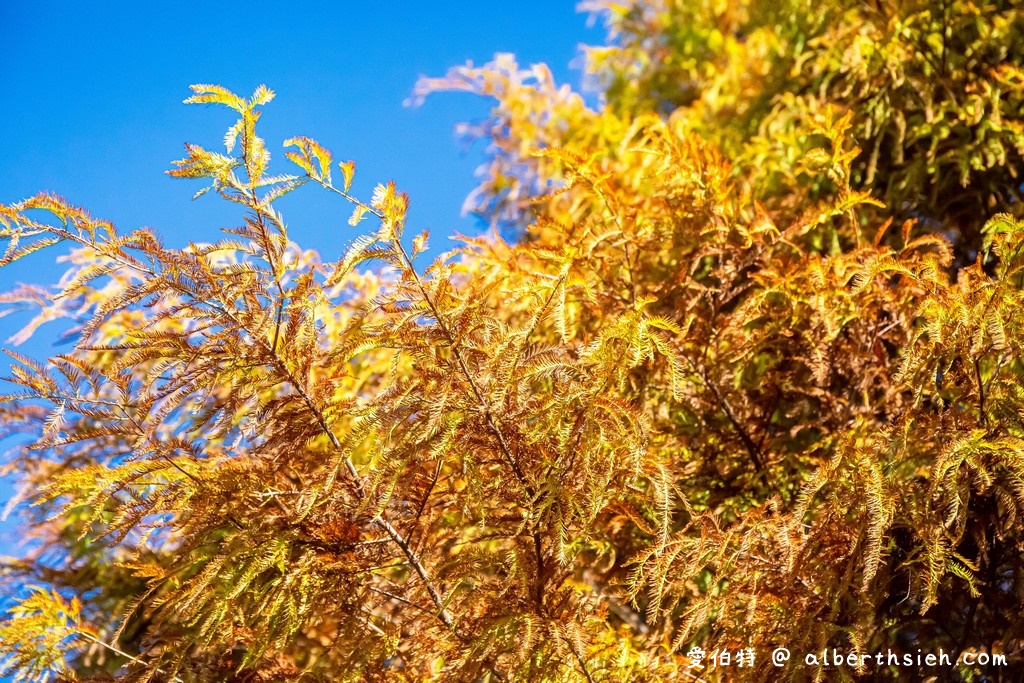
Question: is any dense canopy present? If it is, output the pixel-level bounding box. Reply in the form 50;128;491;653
2;1;1023;681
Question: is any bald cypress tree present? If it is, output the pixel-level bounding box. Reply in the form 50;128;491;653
2;2;1023;680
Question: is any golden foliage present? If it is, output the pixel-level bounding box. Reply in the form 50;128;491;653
2;3;1024;680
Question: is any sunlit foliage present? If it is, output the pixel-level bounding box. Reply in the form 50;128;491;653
2;1;1024;681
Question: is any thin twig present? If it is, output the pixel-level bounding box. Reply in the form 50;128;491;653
77;631;184;683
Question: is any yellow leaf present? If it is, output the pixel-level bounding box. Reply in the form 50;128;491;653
412;230;429;257
349;204;368;226
339;160;356;193
183;83;246;112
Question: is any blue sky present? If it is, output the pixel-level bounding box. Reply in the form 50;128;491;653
0;0;604;613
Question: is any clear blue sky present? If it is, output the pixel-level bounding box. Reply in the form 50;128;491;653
0;0;604;615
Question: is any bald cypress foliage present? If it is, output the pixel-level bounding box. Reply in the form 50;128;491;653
3;2;1024;680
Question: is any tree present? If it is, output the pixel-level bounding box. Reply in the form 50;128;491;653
1;1;1023;681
